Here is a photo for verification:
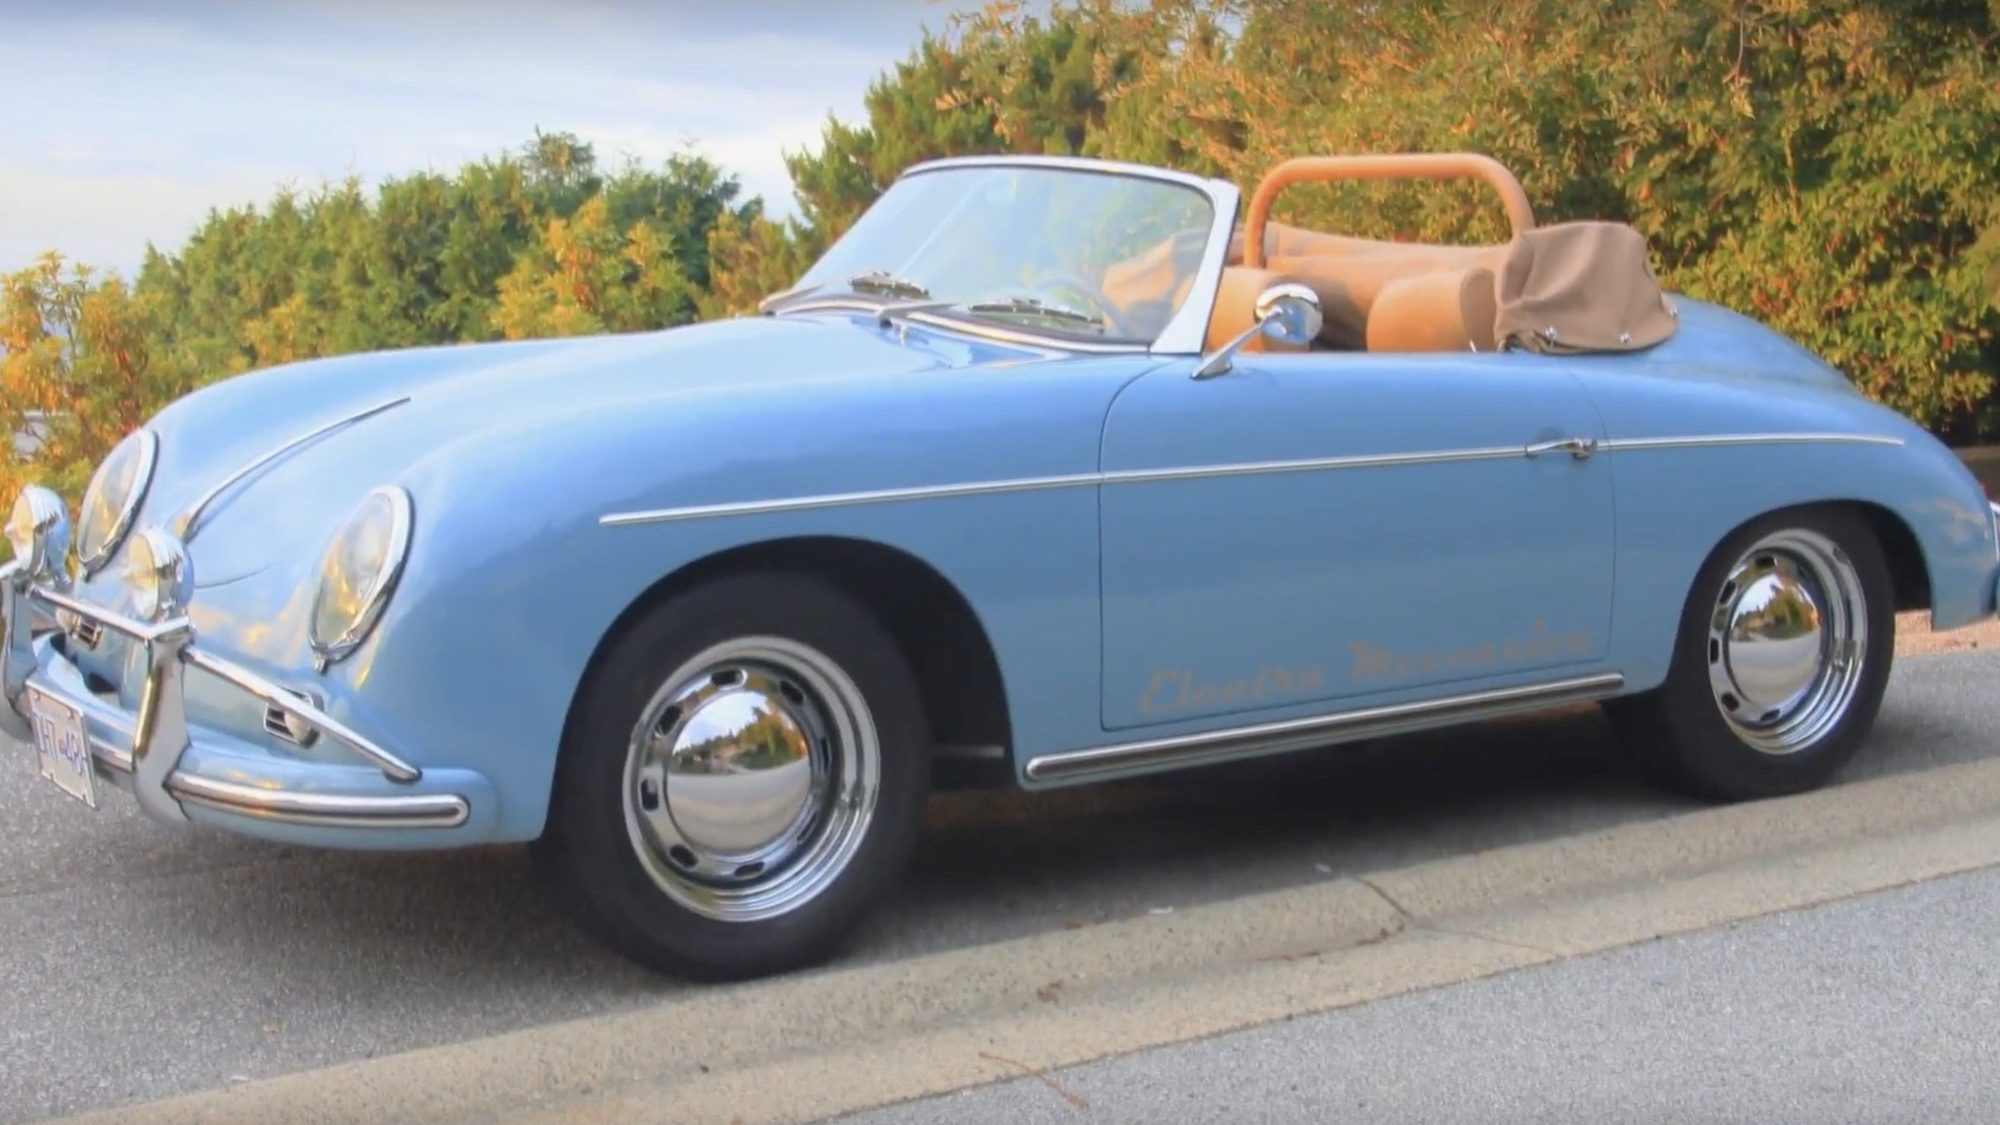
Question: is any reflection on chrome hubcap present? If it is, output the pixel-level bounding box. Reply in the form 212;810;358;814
623;637;880;922
1707;529;1866;756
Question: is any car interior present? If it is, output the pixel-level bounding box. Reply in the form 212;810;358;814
1101;152;1679;358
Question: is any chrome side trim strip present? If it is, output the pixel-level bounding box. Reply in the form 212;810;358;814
172;395;412;540
601;446;1531;526
166;774;470;829
599;432;1900;529
603;431;1895;528
601;471;1105;527
1023;672;1627;783
1597;433;1904;452
1100;444;1527;486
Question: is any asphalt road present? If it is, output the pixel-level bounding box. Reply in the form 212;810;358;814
4;647;2000;1123
848;863;2000;1124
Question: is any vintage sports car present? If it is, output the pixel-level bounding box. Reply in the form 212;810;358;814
6;153;1998;980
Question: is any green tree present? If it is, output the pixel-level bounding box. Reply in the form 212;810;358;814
2;254;192;530
491;195;695;339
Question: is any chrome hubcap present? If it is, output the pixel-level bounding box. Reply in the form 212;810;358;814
622;637;880;922
1707;529;1866;755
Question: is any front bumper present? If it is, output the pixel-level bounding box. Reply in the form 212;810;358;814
2;562;475;835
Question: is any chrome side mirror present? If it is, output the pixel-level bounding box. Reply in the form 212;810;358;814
1193;283;1323;379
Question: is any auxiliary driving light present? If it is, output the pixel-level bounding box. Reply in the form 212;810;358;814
5;486;72;583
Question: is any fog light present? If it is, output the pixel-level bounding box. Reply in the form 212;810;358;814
126;528;194;621
5;487;71;583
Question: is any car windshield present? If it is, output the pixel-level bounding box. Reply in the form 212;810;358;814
782;164;1217;347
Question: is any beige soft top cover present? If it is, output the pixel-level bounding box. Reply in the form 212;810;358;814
1492;221;1678;354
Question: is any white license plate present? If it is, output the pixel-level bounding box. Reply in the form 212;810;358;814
27;687;96;809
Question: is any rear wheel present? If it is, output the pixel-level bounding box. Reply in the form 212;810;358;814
537;572;929;980
1608;507;1894;801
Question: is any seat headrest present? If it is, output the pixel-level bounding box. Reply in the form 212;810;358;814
1365;267;1500;353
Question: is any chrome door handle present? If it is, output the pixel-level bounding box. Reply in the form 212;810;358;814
1524;436;1598;460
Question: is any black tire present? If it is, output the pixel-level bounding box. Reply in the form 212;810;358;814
535;571;930;980
1606;506;1895;802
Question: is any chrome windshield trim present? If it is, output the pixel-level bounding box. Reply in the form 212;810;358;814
600;431;1907;529
171;395;412;541
901;154;1235;195
1024;672;1628;783
804;155;1240;357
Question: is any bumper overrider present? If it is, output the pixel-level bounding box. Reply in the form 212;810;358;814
2;490;475;837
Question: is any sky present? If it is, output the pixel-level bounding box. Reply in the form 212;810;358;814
0;0;1004;277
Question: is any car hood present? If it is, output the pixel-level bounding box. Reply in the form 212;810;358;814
138;311;1038;585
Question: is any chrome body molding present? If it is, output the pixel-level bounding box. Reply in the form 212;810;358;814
600;432;1906;528
168;774;469;830
3;565;435;830
171;395;411;541
1023;672;1627;783
1596;433;1905;452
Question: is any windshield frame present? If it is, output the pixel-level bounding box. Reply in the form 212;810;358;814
765;155;1241;357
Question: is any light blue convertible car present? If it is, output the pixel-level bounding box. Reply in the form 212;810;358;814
6;152;1998;979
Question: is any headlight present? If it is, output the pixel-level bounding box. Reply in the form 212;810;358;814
6;486;71;582
125;528;193;621
309;486;413;672
76;430;159;574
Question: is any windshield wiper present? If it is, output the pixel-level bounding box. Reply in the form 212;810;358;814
960;295;1105;333
848;270;931;299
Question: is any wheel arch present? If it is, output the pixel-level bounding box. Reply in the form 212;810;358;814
1682;499;1925;614
558;535;1014;795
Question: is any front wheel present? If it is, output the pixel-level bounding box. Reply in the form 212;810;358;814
537;572;930;980
1608;507;1895;801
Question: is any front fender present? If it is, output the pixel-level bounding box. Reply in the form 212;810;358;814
326;353;1158;840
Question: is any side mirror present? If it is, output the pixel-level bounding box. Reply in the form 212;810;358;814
1193;283;1323;379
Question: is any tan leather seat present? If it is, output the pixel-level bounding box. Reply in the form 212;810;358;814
1365;266;1500;353
1204;266;1312;353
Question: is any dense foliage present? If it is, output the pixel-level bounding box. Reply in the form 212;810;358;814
6;0;1999;548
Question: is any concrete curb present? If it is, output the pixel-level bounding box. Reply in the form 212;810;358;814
59;752;2000;1125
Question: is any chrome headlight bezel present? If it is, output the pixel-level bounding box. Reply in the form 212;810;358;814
126;528;194;621
76;430;160;575
308;486;414;673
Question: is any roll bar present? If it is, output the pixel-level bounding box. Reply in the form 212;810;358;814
1242;153;1537;269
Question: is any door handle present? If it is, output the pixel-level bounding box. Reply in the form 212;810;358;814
1524;436;1598;460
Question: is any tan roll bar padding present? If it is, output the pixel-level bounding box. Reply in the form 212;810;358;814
1242;154;1536;270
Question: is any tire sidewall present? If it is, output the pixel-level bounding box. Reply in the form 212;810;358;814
545;571;930;979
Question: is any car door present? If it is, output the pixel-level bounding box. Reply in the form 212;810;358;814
1098;350;1616;731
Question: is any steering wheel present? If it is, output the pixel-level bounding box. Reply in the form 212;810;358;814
1030;271;1133;337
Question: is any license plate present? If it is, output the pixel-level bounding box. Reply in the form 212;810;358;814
27;687;96;809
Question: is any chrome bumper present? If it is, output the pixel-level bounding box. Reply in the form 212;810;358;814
1;563;468;830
